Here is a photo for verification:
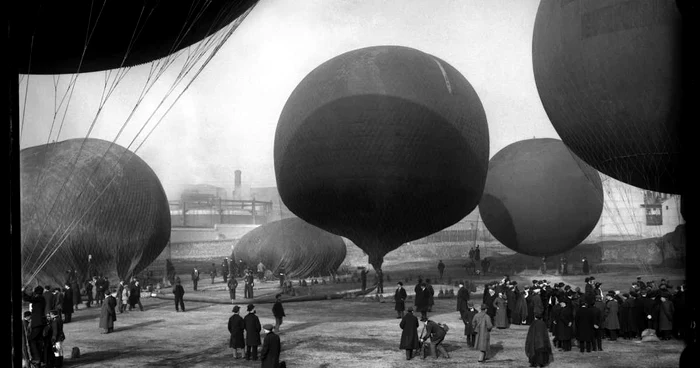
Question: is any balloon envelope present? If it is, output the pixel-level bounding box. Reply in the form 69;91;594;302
231;217;347;279
532;0;681;194
274;45;489;268
21;138;171;286
13;0;257;74
479;138;603;257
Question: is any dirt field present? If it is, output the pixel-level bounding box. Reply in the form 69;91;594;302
47;258;687;368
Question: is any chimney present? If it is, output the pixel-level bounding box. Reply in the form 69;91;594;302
233;170;242;199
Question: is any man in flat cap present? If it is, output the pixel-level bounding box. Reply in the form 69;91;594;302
244;304;262;361
399;307;420;360
260;323;281;368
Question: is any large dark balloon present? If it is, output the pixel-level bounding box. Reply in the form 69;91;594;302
532;0;681;194
21;138;170;286
274;45;489;272
13;0;257;74
231;218;347;279
479;138;603;257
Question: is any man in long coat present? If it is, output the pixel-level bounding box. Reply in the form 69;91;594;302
658;294;675;340
414;283;429;321
603;293;620;341
272;294;286;333
456;282;470;316
472;304;493;363
260;324;281;368
575;297;597;353
399;307;420;360
554;300;574;351
525;313;554;367
532;289;544;323
23;286;47;367
191;267;200;291
228;276;238;303
394;282;407;319
425;279;435;312
462;303;478;348
244;304;262;361
99;291;117;333
173;278;186;312
228;306;245;359
62;283;74;323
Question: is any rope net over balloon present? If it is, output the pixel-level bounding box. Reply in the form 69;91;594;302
18;1;259;288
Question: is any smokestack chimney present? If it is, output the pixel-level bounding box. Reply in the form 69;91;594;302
234;170;242;199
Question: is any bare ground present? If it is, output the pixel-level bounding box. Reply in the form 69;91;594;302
53;258;686;368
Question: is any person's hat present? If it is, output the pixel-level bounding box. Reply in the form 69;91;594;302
407;306;414;312
263;324;274;331
232;305;240;313
637;276;642;280
397;282;403;286
247;304;255;312
275;294;282;299
49;309;59;316
23;311;31;318
589;277;596;280
585;277;590;282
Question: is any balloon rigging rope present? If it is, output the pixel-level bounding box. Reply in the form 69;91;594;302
23;2;258;285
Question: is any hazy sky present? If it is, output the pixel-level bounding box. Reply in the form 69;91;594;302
19;0;558;199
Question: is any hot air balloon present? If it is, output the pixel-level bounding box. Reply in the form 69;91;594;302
532;0;681;194
274;45;489;281
13;0;258;74
21;138;170;287
479;138;603;257
231;218;347;279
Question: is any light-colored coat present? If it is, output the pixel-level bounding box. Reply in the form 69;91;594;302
472;310;493;355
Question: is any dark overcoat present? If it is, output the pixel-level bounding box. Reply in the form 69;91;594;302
244;312;262;346
494;297;509;328
228;314;245;348
260;331;281;368
399;312;420;349
555;305;574;340
62;288;74;314
462;307;478;335
456;287;469;313
603;299;620;330
415;288;429;312
394;288;407;312
99;295;117;329
575;305;596;342
659;300;674;331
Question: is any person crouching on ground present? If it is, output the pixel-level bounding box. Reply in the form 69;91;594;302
472;304;493;363
261;323;281;368
399;307;420;360
525;314;554;367
420;319;450;359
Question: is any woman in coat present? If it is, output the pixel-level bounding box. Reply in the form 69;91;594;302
472;304;493;363
494;292;510;329
603;294;620;341
99;291;117;333
399;307;420;360
228;306;245;359
525;314;554;367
